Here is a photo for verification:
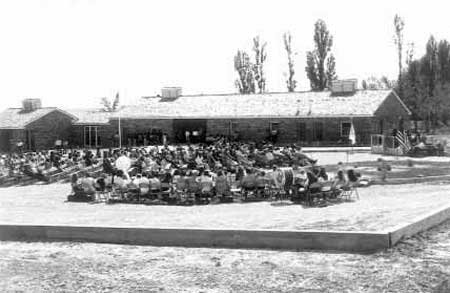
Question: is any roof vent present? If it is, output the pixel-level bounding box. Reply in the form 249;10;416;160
330;79;358;94
161;87;182;99
22;99;42;112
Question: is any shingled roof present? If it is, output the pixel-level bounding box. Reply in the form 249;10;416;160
111;89;403;119
0;108;76;129
65;108;114;125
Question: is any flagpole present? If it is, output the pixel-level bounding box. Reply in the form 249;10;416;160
351;117;354;155
118;112;121;148
118;91;122;149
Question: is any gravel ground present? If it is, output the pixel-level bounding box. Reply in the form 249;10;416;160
1;219;450;292
1;182;450;231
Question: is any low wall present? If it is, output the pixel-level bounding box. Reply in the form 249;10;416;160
0;224;389;253
372;174;450;186
2;205;450;253
388;203;450;246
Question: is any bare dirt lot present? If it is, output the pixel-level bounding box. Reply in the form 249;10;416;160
0;182;449;231
1;219;450;292
1;153;450;292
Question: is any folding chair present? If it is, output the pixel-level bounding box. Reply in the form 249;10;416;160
340;183;359;201
94;187;108;203
290;183;308;203
139;182;150;200
109;181;130;202
319;181;334;200
214;178;229;198
160;182;173;203
255;179;269;199
307;182;323;206
241;177;258;201
185;178;199;204
199;181;214;204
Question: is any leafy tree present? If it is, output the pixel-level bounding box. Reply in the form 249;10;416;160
283;32;297;92
234;50;256;94
380;76;395;89
252;36;267;93
434;83;450;124
305;19;337;91
305;51;319;90
326;54;337;85
399;35;450;131
101;92;120;112
400;59;426;130
420;36;438;97
406;42;415;66
361;80;368;90
362;76;394;90
437;40;450;83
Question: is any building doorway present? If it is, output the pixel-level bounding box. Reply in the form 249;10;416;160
173;119;207;143
84;126;100;148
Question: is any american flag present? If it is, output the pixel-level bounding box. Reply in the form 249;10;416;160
395;130;412;153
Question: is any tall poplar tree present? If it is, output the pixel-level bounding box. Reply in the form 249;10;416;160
305;19;337;91
252;36;267;93
283;32;297;92
394;14;405;87
234;50;255;94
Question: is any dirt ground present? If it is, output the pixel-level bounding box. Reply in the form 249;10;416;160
1;182;449;231
1;153;450;292
1;219;450;293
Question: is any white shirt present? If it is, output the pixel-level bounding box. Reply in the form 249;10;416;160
115;155;131;173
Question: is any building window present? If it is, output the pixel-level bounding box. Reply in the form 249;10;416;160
229;121;238;134
341;122;352;137
270;122;280;132
83;126;100;148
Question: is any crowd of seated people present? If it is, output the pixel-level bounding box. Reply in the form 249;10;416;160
0;135;363;204
0;149;101;184
65;140;362;205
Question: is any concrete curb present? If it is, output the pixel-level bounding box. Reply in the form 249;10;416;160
0;224;389;253
371;174;450;186
1;205;450;253
387;203;450;246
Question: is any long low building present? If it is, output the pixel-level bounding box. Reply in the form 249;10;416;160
0;82;411;151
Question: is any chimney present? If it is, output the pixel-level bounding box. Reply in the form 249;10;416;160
330;79;358;94
22;99;42;112
161;87;182;99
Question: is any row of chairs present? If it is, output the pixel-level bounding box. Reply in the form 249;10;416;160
103;180;229;205
71;177;365;206
293;180;363;206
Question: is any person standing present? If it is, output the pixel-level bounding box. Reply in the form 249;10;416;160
377;158;390;182
162;133;167;146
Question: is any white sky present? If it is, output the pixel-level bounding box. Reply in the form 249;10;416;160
0;0;449;111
